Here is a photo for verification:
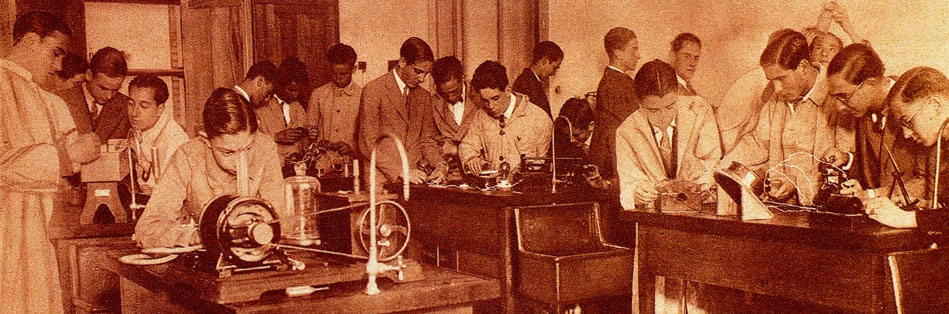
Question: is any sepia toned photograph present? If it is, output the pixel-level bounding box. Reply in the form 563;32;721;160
2;0;949;313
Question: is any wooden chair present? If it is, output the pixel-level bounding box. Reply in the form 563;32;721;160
886;245;949;313
514;202;633;313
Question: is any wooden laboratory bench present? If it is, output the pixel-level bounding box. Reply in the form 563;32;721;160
620;210;935;313
93;244;500;314
407;184;616;313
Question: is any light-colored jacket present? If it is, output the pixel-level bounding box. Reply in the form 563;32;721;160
730;68;835;205
131;110;189;193
459;92;552;171
307;81;361;147
617;96;722;210
135;132;285;248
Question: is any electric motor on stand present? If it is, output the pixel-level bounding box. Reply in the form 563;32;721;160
192;194;293;276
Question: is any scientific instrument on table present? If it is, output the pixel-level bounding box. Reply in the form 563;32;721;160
461;115;601;192
80;139;130;224
811;155;863;215
123;135;418;299
284;128;357;179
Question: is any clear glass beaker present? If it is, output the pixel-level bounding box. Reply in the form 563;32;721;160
282;176;321;246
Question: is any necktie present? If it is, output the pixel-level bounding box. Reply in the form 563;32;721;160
499;116;507;136
659;128;675;178
89;102;99;129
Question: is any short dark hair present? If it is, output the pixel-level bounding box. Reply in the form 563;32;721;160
244;61;280;83
279;57;309;86
89;47;127;78
327;43;357;66
888;67;949;109
634;59;678;99
129;75;169;105
671;33;701;52
471;60;508;92
760;29;809;70
203;88;258;138
604;27;637;59
827;43;884;85
432;56;464;86
13;11;71;44
531;41;564;65
57;53;87;80
559;97;594;127
400;37;434;65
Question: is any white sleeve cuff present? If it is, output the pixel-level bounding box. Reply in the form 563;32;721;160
841;152;854;171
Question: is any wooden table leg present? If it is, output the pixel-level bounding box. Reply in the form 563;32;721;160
638;230;655;314
502;207;516;313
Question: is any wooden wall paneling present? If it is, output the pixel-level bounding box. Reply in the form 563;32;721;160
253;1;338;94
496;0;537;82
276;7;297;60
181;1;214;135
251;2;267;65
431;0;454;59
181;2;247;135
0;0;15;56
536;0;548;41
452;0;463;62
294;13;321;103
168;4;187;131
189;0;240;9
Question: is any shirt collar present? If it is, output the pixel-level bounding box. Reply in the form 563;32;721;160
233;85;251;102
139;110;172;144
337;81;357;96
393;70;408;94
451;84;466;107
676;75;689;88
531;69;541;82
652;120;677;141
607;66;626;74
83;82;98;106
0;59;33;82
274;94;287;105
503;93;517;120
651;119;677;132
800;65;827;106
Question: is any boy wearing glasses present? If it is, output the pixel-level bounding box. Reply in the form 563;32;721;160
861;67;949;234
824;44;928;203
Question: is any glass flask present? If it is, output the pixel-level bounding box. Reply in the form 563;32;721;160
282;176;321;246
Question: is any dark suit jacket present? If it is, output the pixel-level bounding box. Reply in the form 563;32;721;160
426;83;481;163
512;68;551;117
589;67;638;181
56;84;130;142
357;71;440;183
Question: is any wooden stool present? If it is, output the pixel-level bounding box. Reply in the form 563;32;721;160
80;181;127;224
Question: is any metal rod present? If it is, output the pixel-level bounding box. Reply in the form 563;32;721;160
268;243;368;260
366;133;410;295
933;118;949;209
127;132;145;218
882;143;915;209
551;116;573;194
